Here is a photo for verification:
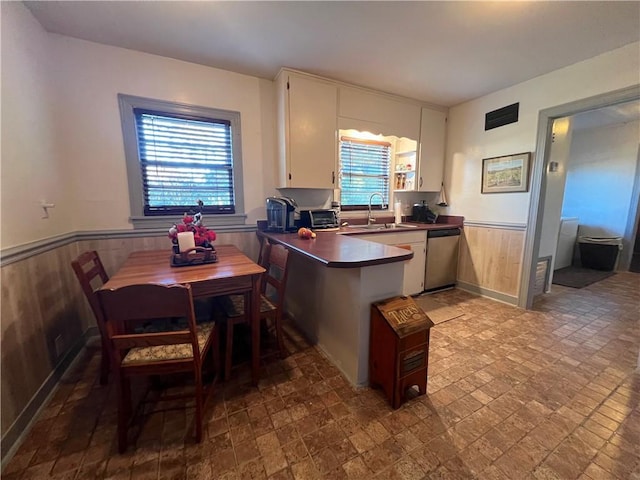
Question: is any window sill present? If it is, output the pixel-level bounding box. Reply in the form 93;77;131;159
130;214;248;230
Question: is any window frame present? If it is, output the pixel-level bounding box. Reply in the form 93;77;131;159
338;136;391;211
118;94;246;229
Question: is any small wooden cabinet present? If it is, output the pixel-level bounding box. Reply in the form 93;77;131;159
370;296;434;409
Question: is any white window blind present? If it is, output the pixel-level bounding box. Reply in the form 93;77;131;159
339;137;390;209
135;109;235;215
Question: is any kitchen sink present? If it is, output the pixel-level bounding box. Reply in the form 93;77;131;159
343;223;418;231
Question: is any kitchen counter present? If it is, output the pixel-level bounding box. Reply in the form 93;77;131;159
257;217;462;387
335;222;461;235
260;220;461;267
260;231;413;267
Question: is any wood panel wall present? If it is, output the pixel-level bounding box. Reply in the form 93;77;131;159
457;225;525;298
0;231;258;441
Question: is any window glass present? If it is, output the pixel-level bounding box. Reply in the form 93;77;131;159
339;137;390;209
135;110;234;215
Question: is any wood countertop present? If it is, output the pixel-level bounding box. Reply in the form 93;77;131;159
259;221;461;268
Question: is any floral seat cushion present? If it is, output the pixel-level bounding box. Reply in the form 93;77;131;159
219;294;276;318
122;321;215;365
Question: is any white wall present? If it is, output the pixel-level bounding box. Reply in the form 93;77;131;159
1;3;276;248
48;34;275;232
445;42;640;225
1;2;73;247
538;117;573;273
562;120;639;238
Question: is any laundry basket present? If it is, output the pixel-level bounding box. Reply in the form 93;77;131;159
578;236;622;271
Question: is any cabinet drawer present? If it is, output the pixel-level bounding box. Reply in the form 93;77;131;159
399;329;428;351
399;348;426;376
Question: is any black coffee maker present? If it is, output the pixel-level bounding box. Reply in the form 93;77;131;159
266;197;298;232
411;201;438;223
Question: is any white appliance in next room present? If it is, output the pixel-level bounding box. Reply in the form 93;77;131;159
555;217;579;270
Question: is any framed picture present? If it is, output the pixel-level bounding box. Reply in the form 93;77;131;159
481;152;531;194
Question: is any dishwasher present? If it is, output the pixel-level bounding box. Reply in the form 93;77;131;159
424;228;460;292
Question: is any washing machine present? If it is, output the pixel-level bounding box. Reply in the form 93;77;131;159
555;217;579;270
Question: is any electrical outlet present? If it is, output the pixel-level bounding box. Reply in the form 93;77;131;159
54;334;65;358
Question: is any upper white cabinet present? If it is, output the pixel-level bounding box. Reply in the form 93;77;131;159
276;70;338;189
338;87;421;140
416;108;447;192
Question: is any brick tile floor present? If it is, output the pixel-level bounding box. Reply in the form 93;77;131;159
3;272;639;479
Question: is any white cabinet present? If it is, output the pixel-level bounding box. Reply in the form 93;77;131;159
338;87;421;140
359;231;427;295
417;108;447;192
276;70;338;188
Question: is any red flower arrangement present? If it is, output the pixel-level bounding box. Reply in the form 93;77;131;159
168;201;216;249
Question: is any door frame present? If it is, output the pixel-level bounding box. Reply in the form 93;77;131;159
519;85;640;309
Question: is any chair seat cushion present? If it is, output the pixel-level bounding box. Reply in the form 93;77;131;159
122;321;215;365
219;294;276;318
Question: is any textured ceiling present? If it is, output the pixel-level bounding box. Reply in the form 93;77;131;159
24;1;640;107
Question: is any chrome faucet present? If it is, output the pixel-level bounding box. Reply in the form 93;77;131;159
368;192;386;226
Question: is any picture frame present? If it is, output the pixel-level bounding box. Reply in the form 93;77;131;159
481;152;531;194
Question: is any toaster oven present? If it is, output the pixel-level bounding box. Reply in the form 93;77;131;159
299;209;339;229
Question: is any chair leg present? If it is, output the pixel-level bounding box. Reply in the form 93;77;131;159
99;338;110;385
225;321;234;381
194;367;204;443
213;324;221;379
116;375;131;453
275;315;286;358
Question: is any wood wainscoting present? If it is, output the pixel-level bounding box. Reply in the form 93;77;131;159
0;229;259;464
456;222;527;304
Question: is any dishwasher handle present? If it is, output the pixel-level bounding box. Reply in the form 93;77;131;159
427;228;460;238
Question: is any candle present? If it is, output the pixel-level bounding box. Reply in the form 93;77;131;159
177;231;196;253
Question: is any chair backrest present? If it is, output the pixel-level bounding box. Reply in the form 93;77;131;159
97;283;200;365
71;251;109;324
256;234;271;268
261;244;290;312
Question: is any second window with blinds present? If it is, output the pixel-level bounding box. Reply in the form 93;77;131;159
339;136;391;210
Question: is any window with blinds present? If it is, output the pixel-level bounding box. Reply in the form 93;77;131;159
339;137;391;209
135;110;235;216
119;94;244;229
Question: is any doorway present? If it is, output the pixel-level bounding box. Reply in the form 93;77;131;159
519;85;640;309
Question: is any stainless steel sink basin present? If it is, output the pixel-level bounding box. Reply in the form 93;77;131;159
344;223;418;230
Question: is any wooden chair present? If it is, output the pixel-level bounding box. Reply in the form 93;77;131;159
71;251;110;385
219;242;290;380
98;283;219;453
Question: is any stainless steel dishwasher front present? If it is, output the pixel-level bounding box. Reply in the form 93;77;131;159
424;228;460;291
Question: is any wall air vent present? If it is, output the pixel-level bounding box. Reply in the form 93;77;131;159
485;102;519;131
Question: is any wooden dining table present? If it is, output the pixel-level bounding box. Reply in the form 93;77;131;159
100;245;266;384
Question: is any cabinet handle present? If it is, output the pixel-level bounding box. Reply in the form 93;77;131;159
332;171;335;184
419;177;423;188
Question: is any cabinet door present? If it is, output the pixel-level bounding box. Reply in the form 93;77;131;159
359;232;427;295
417;108;446;192
287;74;337;188
402;241;426;295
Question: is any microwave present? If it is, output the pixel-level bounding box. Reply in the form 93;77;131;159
299;209;339;229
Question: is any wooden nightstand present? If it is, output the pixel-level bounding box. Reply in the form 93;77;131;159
369;296;434;409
